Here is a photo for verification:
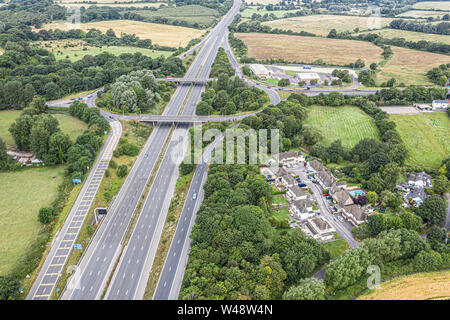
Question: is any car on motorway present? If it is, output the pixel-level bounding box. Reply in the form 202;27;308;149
144;154;148;158
192;193;197;200
267;86;271;89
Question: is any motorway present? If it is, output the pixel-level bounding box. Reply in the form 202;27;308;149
104;0;242;300
59;0;242;300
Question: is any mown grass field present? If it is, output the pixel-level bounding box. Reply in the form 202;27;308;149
323;239;349;260
0;166;65;275
0;110;88;148
412;1;450;10
358;270;450;300
37;40;173;61
126;4;219;27
39;20;205;47
390;112;450;168
263;15;394;36
240;7;297;18
304;105;380;148
236;33;383;65
397;10;450;18
378;46;450;86
357;28;450;45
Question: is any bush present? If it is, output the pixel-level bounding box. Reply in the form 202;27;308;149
38;207;54;224
0;276;20;300
413;250;443;272
117;165;128;178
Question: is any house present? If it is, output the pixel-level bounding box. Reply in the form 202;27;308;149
332;189;354;206
316;170;336;189
277;151;304;166
250;64;270;79
287;185;307;201
407;171;432;189
280;173;296;188
342;204;367;226
295;72;321;84
308;160;325;173
431;100;449;109
335;181;347;189
405;188;427;207
291;199;314;220
305;216;335;242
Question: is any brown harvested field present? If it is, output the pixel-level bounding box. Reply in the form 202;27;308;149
378;46;450;85
38;20;205;47
397;10;450;18
263;15;394;37
58;2;163;8
358;271;450;300
236;33;383;65
357;28;450;45
413;1;450;10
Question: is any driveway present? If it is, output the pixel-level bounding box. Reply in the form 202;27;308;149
287;166;360;248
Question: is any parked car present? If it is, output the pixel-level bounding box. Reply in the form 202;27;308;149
298;183;306;187
325;196;332;200
323;193;330;197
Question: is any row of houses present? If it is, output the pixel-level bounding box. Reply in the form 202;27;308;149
308;160;373;226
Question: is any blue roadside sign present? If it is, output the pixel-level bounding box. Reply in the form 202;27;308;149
72;178;82;184
74;244;82;250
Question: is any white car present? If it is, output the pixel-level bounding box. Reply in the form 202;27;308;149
337;216;344;222
192;193;197;200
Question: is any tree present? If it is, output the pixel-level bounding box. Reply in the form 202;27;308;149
327;28;337;38
196;101;212;116
278;78;290;87
427;226;447;245
117;164;128;178
47;132;73;165
0;276;20;300
417;195;447;225
367;214;387;235
9;114;34;150
38;207;54;224
433;175;449;194
400;212;422;231
282;279;325;300
369;63;377;71
368;152;390;173
413;250;443;272
325;247;372;290
43;82;61;100
380;190;402;211
387;216;404;230
0;138;8;169
366;191;378;207
30;114;60;161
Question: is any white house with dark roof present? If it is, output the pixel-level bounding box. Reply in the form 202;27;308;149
291;199;314;220
287;185;307;201
332;189;354;207
316;170;337;189
308;160;325;173
280;173;296;188
305;216;335;242
277;151;304;166
431;100;449;109
407;171;432;189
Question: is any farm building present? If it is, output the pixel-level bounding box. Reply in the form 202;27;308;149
295;72;321;84
249;64;270;79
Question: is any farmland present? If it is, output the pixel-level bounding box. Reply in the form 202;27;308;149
38;20;205;47
357;29;450;45
412;1;450;10
304;105;380;148
390;112;450;168
377;46;450;86
396;10;450;19
236;33;383;66
58;2;163;8
124;4;219;27
358;270;450;300
263;15;394;36
240;7;298;18
0;166;65;275
37;40;173;61
0;110;88;148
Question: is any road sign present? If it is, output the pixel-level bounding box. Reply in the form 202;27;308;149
74;244;82;250
72;178;81;184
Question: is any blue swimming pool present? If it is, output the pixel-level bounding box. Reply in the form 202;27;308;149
349;190;365;197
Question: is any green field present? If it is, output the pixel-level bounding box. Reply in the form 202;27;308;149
271;207;290;224
272;194;288;205
0;166;65;275
323;239;349;260
126;4;219;27
304;105;380;148
240;7;297;18
357;28;450;45
50;45;172;62
0;110;88;148
397;10;450;18
390;112;450;168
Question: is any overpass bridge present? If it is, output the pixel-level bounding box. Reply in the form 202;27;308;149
155;78;215;85
129;114;248;124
